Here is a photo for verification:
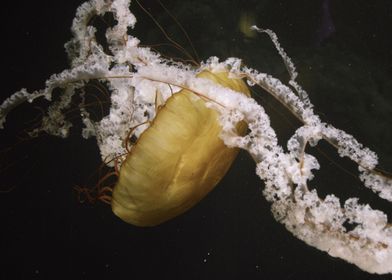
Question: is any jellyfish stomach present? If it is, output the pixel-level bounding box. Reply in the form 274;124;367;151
111;71;249;226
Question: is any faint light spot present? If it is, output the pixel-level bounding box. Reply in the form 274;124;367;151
203;251;211;263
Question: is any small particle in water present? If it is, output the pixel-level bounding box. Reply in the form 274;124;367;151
203;251;212;263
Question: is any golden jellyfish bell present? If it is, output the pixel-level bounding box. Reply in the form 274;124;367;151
111;70;250;226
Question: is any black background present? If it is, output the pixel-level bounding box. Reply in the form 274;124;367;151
1;1;392;279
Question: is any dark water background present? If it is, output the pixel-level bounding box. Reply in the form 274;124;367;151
1;0;392;279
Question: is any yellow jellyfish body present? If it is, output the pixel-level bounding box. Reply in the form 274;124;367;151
111;71;250;226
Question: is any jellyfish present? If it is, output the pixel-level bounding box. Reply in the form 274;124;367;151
1;0;392;274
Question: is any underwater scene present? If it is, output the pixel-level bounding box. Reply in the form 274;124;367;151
1;0;392;279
